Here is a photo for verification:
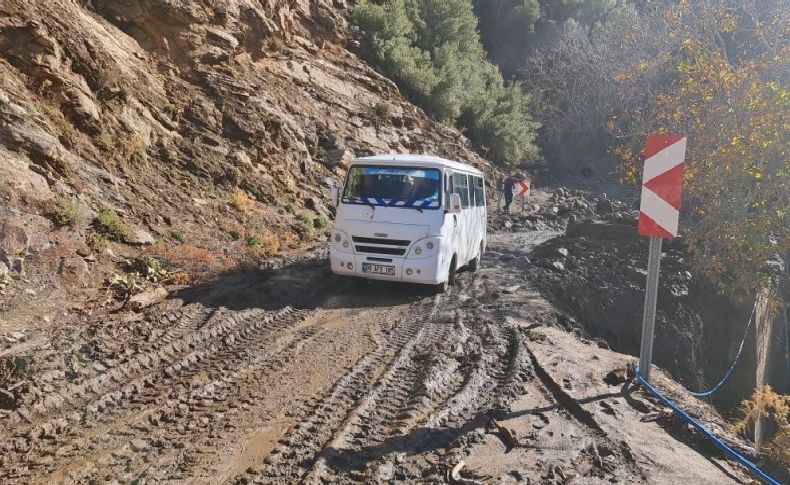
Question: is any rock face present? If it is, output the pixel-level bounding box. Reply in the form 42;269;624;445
0;0;491;299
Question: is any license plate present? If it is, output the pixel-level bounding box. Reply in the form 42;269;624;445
362;263;395;275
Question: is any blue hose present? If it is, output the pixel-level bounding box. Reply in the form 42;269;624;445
687;300;757;398
784;305;789;393
636;368;782;485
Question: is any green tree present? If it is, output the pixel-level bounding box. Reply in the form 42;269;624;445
353;0;540;165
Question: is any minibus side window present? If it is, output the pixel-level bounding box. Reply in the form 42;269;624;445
445;173;453;211
474;176;485;206
452;173;470;209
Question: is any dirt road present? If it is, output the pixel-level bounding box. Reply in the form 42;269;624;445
0;228;752;483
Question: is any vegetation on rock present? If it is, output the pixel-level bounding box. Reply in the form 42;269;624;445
93;209;131;243
44;196;79;228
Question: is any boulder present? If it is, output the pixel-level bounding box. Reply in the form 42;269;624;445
0;217;30;257
128;228;155;245
305;196;331;219
59;257;90;285
323;148;354;168
205;27;239;51
129;287;169;311
0;148;53;204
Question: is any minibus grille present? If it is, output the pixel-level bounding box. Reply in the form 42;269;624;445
355;245;406;256
352;236;411;256
352;237;411;246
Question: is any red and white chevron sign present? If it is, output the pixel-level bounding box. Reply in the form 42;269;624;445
516;179;530;197
638;135;687;239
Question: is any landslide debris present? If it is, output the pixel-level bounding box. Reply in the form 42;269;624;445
517;188;787;411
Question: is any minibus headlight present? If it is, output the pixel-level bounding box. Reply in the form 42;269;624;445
343;241;349;248
414;246;422;255
334;233;341;242
426;241;434;250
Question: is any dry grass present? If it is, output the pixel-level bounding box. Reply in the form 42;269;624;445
147;243;229;275
229;187;254;213
245;229;281;256
735;385;790;467
96;131;148;165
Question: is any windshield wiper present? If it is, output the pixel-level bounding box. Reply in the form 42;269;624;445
406;206;423;213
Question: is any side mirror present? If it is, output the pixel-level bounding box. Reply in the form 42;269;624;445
330;186;340;207
448;193;462;214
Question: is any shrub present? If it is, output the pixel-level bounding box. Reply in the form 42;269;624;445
374;102;392;119
163;104;180;121
95;132;148;165
736;386;790;467
313;215;329;229
37;101;81;152
93;209;131;242
44;196;79;228
224;166;242;186
294;215;314;240
296;212;313;226
295;223;312;240
246;234;262;248
245;231;280;256
86;230;108;253
148;243;226;274
169;272;190;285
128;256;170;283
281;203;297;215
129;147;147;165
110;273;145;298
230;187;254;213
171;230;186;243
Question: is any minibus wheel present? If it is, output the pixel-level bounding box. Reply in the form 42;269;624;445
447;256;458;287
469;243;483;272
434;256;456;294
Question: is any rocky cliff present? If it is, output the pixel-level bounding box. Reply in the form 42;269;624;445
0;0;489;316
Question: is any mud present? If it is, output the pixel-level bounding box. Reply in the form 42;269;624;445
0;189;774;483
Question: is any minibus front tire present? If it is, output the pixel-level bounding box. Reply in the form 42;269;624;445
469;242;483;272
435;256;458;294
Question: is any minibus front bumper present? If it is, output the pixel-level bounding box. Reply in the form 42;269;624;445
329;248;443;285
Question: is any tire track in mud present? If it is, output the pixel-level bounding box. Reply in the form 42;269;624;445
302;306;454;483
243;297;440;483
0;306;313;482
254;275;539;484
4;304;212;424
243;238;552;484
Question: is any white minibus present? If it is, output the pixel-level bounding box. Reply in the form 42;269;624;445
329;154;487;292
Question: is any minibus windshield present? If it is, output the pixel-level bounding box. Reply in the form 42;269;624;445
342;166;442;209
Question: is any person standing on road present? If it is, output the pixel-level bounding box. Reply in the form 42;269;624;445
503;174;516;213
495;176;505;211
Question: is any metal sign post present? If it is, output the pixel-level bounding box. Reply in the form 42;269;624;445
637;135;686;382
639;237;663;381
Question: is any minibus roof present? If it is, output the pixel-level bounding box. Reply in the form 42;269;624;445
352;154;484;176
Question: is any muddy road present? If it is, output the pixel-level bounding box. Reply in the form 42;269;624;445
0;227;753;483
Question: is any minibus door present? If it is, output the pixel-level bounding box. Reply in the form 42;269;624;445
451;172;471;264
445;172;459;267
